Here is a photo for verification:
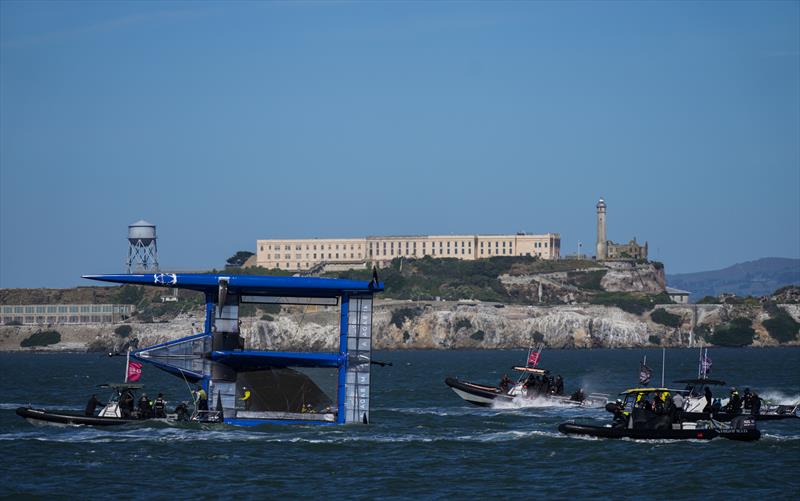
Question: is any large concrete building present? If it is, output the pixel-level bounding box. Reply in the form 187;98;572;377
0;304;135;325
256;233;561;271
595;198;648;260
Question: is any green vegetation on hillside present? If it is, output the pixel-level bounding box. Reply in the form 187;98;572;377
708;318;756;347
325;256;603;303
20;330;61;348
567;270;606;291
114;325;132;338
762;303;800;343
226;251;255;267
590;292;672;315
650;308;682;328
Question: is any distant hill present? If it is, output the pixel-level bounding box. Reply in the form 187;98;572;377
667;257;800;301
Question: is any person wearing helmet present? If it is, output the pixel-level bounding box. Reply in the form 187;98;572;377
743;388;753;410
240;386;252;411
726;387;742;415
652;392;665;415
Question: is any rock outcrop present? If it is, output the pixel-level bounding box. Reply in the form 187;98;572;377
3;299;797;352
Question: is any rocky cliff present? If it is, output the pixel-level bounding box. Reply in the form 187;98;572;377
3;299;797;352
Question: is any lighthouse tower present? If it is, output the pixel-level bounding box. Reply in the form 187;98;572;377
596;198;607;260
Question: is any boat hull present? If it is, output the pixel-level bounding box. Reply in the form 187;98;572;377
17;407;141;427
444;378;597;407
558;422;761;441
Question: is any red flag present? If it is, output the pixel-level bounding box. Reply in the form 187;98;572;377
528;351;540;367
127;361;142;382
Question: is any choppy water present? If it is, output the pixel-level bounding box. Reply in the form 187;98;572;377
1;348;799;499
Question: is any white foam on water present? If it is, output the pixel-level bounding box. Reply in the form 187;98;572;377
377;406;490;417
756;390;800;406
455;429;563;442
761;433;800;442
492;395;578;410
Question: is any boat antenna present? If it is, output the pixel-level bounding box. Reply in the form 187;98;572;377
661;348;665;387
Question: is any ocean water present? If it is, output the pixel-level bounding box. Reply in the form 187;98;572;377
1;348;798;499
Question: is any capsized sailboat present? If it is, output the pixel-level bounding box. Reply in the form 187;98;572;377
74;272;383;427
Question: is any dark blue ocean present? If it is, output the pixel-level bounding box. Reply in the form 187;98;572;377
1;348;799;500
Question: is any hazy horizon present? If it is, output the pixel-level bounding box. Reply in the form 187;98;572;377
2;1;798;288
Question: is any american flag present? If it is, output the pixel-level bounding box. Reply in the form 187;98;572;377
639;361;652;385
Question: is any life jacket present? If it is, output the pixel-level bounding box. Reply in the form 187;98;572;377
153;398;165;410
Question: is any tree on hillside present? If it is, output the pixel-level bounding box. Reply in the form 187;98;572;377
226;251;255;267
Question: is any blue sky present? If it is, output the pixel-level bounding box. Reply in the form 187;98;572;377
1;1;798;288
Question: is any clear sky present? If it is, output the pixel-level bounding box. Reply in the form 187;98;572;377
1;1;798;288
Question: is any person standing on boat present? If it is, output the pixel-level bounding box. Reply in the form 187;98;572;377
499;375;512;393
240;386;252;410
555;375;564;395
138;393;152;419
152;393;167;418
119;389;135;418
671;392;685;423
652;392;665;415
84;394;103;417
743;388;753;410
702;386;713;413
726;388;742;415
194;386;208;413
750;391;761;416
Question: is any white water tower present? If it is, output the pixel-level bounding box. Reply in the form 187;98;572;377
126;220;159;273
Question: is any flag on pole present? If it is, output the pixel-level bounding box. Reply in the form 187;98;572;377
639;361;652;386
700;349;712;378
527;350;541;367
127;360;143;382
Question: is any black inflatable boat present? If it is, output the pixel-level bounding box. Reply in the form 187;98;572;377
558;421;761;441
16;407;139;426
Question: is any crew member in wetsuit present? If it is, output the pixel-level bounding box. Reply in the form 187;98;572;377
743;388;753;410
194;386;208;413
652;393;665;415
174;402;190;421
555;375;564;395
750;391;761;416
152;393;167;418
84;394;103;417
726;387;742;415
702;386;713;413
240;386;252;411
610;399;627;429
570;388;585;402
499;374;513;393
138;393;152;419
119;389;135;418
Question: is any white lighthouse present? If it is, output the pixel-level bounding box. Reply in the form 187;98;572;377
596;198;607;260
